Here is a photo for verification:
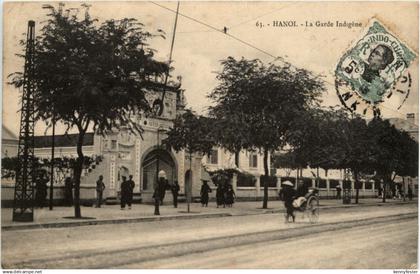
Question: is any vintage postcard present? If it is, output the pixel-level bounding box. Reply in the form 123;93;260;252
1;1;418;271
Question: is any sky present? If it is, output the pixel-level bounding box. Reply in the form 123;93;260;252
2;1;419;136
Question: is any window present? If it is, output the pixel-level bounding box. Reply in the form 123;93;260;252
249;153;258;168
207;149;218;165
317;179;327;188
237;173;256;187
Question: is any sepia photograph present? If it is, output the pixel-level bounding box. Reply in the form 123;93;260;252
1;0;419;271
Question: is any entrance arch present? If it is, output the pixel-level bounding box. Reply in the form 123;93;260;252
141;147;177;191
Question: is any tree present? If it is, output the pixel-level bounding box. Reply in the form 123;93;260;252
343;116;375;204
367;118;415;202
287;108;349;182
9;4;173;218
163;109;215;212
209;57;325;208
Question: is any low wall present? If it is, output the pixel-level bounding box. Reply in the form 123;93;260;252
2;184;97;208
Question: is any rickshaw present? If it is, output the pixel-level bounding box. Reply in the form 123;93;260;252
280;181;320;223
294;188;320;223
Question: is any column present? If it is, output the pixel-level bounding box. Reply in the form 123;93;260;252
109;154;117;196
134;138;141;192
178;150;185;194
256;176;261;198
232;173;237;192
277;176;281;192
326;179;330;198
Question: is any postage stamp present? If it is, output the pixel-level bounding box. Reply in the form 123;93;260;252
335;19;416;114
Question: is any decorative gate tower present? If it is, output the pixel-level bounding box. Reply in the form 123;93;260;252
13;20;36;222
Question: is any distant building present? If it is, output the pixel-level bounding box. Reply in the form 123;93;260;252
388;113;418;141
1;125;18;158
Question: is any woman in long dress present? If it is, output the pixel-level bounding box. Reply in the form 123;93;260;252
225;184;236;207
200;180;212;207
216;183;225;208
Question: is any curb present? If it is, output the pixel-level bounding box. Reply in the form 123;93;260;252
1;212;231;231
261;200;417;214
2;200;416;231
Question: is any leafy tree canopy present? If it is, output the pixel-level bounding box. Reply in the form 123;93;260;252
163;109;215;156
9;3;173;135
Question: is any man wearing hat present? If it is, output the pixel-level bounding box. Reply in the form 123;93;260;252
157;172;169;205
200;180;212;207
120;176;131;210
280;181;296;223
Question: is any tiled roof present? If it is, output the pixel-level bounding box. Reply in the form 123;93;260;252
388;118;418;133
34;133;94;148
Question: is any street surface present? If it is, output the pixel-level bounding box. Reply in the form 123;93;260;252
2;203;417;269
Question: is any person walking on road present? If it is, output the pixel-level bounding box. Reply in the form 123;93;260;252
408;184;413;201
120;176;131;210
200;180;212;207
95;175;106;208
216;183;225;208
336;184;342;199
127;175;135;208
280;181;296;223
171;180;180;208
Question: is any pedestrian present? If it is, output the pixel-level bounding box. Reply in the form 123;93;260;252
396;183;403;200
120;176;131;210
216;183;225;208
35;171;48;208
158;177;168;205
378;182;383;199
225;184;235;207
391;182;397;199
336;184;342;199
153;181;161;215
280;181;296;223
64;177;73;206
408;184;413;201
171;180;180;208
127;175;135;207
95;175;106;208
200;180;212;207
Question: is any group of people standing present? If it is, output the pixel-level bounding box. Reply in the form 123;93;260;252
199;180;236;208
215;182;236;208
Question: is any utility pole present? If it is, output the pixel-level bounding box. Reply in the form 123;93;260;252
13;20;36;222
49;116;55;210
154;128;161;215
157;1;180;116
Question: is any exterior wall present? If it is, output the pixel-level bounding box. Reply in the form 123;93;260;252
2;140;18;158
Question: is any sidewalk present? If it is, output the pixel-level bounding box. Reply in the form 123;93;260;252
2;198;416;230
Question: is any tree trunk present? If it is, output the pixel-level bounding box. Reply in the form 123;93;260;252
234;150;240;168
354;169;359;204
382;175;388;203
188;151;192;213
262;149;269;209
316;167;319;188
402;177;406;201
74;130;86;218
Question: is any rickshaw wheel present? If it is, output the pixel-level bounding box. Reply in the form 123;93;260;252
307;196;319;223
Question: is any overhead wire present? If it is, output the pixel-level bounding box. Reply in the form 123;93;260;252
149;1;418;126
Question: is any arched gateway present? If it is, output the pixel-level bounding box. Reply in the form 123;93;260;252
141;147;177;191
